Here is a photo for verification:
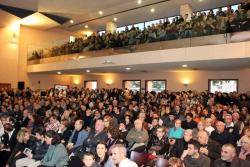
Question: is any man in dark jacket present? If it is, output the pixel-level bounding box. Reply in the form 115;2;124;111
211;121;231;145
83;119;108;153
214;144;250;167
197;130;221;165
181;140;210;167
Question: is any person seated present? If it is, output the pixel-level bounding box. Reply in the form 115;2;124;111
39;130;69;167
106;127;122;152
168;157;184;167
0;123;18;166
96;141;115;167
158;129;193;158
67;120;88;152
111;144;138;167
126;119;149;152
204;118;215;135
168;119;184;139
118;122;128;144
214;143;250;167
192;120;206;140
211;121;231;145
6;128;32;167
148;117;160;139
224;114;240;145
45;115;60;132
82;152;100;167
83;119;108;153
197;130;221;163
58;119;72;145
182;113;197;130
181;140;210;167
147;126;167;153
238;135;250;161
16;127;49;167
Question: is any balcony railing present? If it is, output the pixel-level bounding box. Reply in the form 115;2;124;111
27;29;250;65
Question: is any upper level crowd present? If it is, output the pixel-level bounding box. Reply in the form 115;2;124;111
30;2;250;60
0;87;250;167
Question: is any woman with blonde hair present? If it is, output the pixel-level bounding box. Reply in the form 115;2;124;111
6;128;31;167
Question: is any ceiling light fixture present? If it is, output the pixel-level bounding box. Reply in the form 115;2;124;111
182;64;188;68
150;8;155;13
113;17;117;22
57;71;62;75
69;19;74;24
86;69;91;73
84;25;88;28
125;67;131;70
137;0;142;5
99;11;103;15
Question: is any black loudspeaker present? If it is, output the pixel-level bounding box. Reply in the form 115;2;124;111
18;81;25;90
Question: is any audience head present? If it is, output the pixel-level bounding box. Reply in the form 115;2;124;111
221;144;236;162
111;144;127;165
134;119;143;131
16;128;30;143
175;119;182;128
197;130;209;145
224;114;233;125
240;135;250;151
82;152;96;167
168;157;184;167
187;140;200;156
216;121;225;133
205;118;213;127
95;119;105;133
186;113;193;122
156;126;166;139
45;130;61;145
3;123;14;132
183;129;193;142
34;127;45;141
74;119;83;131
96;141;108;160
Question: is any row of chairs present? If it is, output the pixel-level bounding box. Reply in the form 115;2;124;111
130;151;169;167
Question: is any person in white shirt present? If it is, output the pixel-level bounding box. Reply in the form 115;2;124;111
111;144;138;167
205;118;215;135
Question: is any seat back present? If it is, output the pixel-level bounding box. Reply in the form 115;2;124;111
156;157;168;167
130;151;148;166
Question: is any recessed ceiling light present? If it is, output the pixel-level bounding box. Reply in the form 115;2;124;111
137;0;142;4
99;11;103;15
69;19;74;24
182;64;188;68
150;8;155;13
113;17;117;22
57;71;61;74
86;69;91;73
125;67;131;70
84;25;88;28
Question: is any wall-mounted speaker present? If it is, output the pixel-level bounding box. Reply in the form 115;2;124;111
18;81;25;90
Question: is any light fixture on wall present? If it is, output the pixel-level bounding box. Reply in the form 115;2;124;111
11;32;18;44
106;79;113;86
182;79;190;87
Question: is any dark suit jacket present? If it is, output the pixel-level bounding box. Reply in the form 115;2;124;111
1;129;18;151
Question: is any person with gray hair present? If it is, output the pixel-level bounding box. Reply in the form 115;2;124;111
211;121;231;145
111;144;138;167
197;130;221;163
214;144;250;167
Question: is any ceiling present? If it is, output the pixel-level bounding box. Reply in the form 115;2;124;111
38;58;250;75
0;0;241;32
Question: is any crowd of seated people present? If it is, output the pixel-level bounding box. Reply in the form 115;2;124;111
29;3;250;60
0;87;250;167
